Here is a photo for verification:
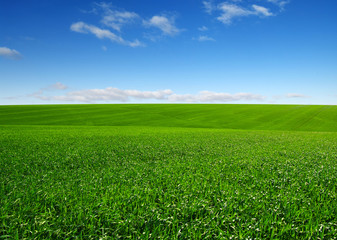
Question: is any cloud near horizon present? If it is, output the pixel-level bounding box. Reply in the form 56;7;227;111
168;91;265;102
0;47;22;60
28;82;68;99
31;85;265;103
35;87;173;102
286;93;311;98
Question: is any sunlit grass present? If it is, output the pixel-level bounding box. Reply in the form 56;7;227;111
1;125;336;239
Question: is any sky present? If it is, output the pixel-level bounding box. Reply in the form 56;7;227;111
1;0;337;105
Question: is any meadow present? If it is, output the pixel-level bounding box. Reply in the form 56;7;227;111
0;104;336;132
0;104;337;239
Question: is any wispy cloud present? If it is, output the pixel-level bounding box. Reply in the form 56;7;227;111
35;87;174;102
217;3;273;24
270;93;311;102
168;91;265;102
198;26;209;31
31;86;265;103
96;2;139;31
252;5;273;16
195;35;216;42
70;21;143;47
0;47;22;60
74;2;182;46
202;0;283;25
203;1;215;14
49;82;68;90
29;82;68;99
286;93;311;98
266;0;290;9
217;3;251;24
143;15;182;36
2;87;68;101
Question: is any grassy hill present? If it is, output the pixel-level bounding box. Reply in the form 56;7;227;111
0;104;336;132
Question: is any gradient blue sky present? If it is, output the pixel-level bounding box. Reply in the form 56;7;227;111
1;0;336;104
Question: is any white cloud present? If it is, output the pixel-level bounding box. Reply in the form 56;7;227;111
70;21;121;40
271;93;311;101
71;21;122;40
203;1;275;25
0;47;22;60
168;91;265;102
217;3;252;24
75;2;185;46
96;2;139;31
128;39;143;47
196;35;215;42
102;46;107;51
217;3;273;24
31;86;265;103
102;12;138;31
70;21;143;47
252;5;273;16
36;87;174;102
286;93;311;98
143;15;181;36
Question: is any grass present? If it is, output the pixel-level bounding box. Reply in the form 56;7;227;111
0;104;336;132
1;104;337;239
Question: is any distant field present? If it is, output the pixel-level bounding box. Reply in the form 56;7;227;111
1;105;337;239
0;104;336;131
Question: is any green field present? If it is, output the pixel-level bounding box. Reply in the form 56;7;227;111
1;104;337;239
1;104;337;132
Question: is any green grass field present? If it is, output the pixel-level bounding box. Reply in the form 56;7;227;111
1;104;337;132
1;104;337;239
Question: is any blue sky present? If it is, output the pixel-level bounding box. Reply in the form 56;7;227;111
1;0;336;104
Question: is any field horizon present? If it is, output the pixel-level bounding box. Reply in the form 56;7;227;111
1;104;337;132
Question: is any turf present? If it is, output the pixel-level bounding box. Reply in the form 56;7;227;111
0;104;336;132
0;104;337;239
